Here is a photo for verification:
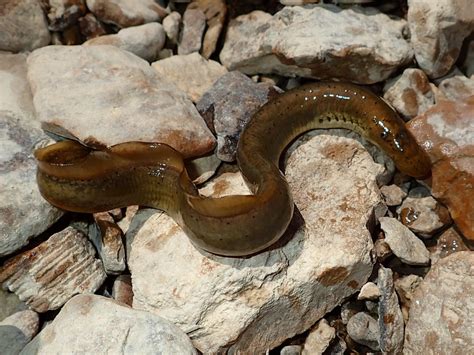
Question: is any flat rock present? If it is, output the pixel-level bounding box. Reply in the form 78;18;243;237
196;71;281;162
0;227;106;313
397;195;451;237
42;0;87;31
21;294;197;354
0;310;39;355
407;0;474;78
407;97;474;240
128;132;385;353
383;68;435;120
0;0;51;52
187;0;227;59
0;52;63;257
86;0;167;28
27;45;215;157
404;251;474;354
178;7;206;55
84;22;166;62
379;217;430;265
220;5;413;84
152;53;228;102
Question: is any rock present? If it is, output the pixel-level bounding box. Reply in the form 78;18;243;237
394;274;423;321
379;217;430;265
404;252;474;353
380;184;407;206
21;294;197;354
0;0;50;52
357;281;381;300
0;227;106;313
128;131;385;353
187;0;227;59
383;68;435;120
0;289;27;322
397;196;451;237
152;53;228;102
377;266;404;354
86;0;167;28
347;312;379;350
78;13;107;39
220;5;413;84
186;152;221;185
460;38;474;77
162;11;181;44
27;45;215;158
196;71;281;161
84;22;166;62
0;310;39;355
407;0;474;78
373;238;392;261
407;98;474;240
42;0;87;31
178;7;206;55
302;319;336;355
0;52;63;257
438;75;474;102
89;212;126;275
340;301;364;325
429;227;470;264
112;274;133;306
281;345;303;355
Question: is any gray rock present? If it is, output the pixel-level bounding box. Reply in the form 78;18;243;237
220;5;413;84
377;266;404;354
281;345;302;355
404;252;474;354
196;71;282;161
0;227;106;313
408;0;474;78
0;52;63;257
89;212;126;275
0;289;27;322
21;294;197;354
383;68;435;120
347;312;379;350
27;45;215;158
0;310;39;355
86;0;167;28
128;132;385;353
84;22;166;62
0;0;50;52
178;7;206;55
152;53;228;102
379;217;430;265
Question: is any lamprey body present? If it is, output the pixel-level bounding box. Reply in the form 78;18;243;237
35;82;431;256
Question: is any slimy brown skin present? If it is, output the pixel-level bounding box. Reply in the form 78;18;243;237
35;82;431;256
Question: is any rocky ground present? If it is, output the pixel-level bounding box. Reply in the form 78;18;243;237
0;0;473;354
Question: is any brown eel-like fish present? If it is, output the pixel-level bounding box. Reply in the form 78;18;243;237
34;82;431;256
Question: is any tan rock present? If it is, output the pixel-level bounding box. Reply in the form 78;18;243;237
86;0;167;28
27;45;216;158
152;53;227;102
380;184;407;206
429;227;470;264
128;131;385;352
42;0;87;31
383;68;435;120
407;98;474;240
162;11;181;44
0;227;106;313
84;22;166;62
303;319;336;354
438;75;474;102
112;274;133;306
220;5;413;84
404;251;474;354
178;7;206;55
21;294;197;354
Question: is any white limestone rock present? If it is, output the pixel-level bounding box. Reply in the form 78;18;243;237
407;0;474;78
27;45;215;157
220;5;413;84
0;227;106;313
21;294;197;354
152;53;228;102
84;23;166;62
128;131;385;352
0;52;63;257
